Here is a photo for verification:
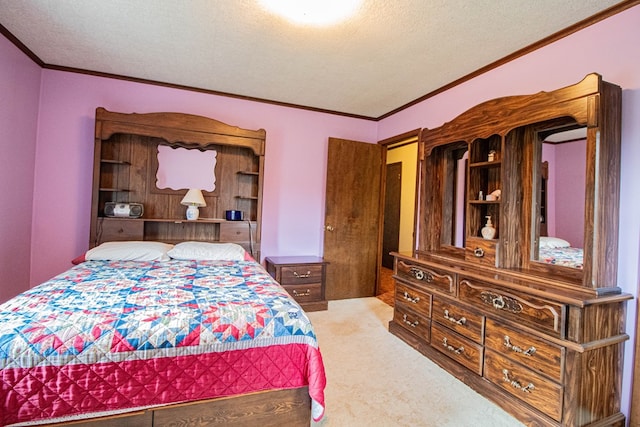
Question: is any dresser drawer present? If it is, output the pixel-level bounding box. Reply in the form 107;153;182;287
431;322;483;375
98;218;144;242
394;305;430;342
432;296;484;344
485;318;564;382
279;265;323;285
395;281;432;318
396;259;455;294
459;277;566;339
465;237;497;267
283;283;323;304
484;350;563;422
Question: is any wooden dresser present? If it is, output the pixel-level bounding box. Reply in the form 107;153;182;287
265;256;328;311
389;74;631;426
390;253;629;426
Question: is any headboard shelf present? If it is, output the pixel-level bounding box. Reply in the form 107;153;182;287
90;108;265;259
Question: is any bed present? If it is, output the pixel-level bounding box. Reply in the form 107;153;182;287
0;241;326;426
1;109;326;426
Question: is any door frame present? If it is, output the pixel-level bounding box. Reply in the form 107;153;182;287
375;129;421;295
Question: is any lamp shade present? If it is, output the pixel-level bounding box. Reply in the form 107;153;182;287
180;189;206;207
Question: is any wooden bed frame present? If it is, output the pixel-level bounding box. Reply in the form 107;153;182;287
50;388;311;426
61;109;314;426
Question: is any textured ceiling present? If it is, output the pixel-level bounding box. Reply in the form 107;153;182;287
0;0;625;118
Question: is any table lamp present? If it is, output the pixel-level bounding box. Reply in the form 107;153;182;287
180;189;206;220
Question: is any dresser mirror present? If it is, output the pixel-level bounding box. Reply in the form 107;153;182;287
440;143;468;251
530;125;587;272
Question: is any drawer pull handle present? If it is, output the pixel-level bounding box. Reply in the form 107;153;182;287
402;314;419;328
473;247;485;257
403;291;420;304
443;309;466;325
504;336;536;356
293;271;311;279
479;291;523;314
292;289;311;297
409;267;433;282
502;369;535;393
492;295;505;309
442;337;464;355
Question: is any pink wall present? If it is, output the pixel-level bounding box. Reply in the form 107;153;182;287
2;3;640;420
552;141;586;247
542;139;587;247
379;5;640;418
30;71;378;286
0;35;41;302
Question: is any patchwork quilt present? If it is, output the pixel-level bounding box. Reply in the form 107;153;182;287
0;259;326;426
538;246;583;269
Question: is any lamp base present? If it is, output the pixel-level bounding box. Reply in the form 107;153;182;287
186;205;200;221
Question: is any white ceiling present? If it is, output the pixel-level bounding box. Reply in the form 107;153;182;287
0;0;625;118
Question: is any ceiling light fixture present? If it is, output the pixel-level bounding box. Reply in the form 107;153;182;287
257;0;362;26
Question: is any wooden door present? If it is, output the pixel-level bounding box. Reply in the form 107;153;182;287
382;162;402;269
324;138;383;300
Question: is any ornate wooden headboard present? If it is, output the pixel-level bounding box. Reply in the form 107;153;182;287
89;108;266;258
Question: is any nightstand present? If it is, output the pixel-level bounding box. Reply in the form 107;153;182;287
265;256;328;312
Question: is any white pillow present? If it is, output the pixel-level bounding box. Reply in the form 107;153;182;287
86;241;174;262
168;242;246;261
539;236;571;249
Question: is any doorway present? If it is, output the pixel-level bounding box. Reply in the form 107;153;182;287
382;162;402;269
376;131;420;305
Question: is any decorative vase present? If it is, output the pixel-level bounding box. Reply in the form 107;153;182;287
481;215;496;240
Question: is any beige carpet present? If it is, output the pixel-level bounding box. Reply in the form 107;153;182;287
308;297;525;427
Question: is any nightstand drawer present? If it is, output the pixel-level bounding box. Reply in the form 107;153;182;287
265;256;328;312
279;265;323;285
283;283;323;303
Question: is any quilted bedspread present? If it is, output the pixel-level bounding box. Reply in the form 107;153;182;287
0;259;326;426
538;246;583;269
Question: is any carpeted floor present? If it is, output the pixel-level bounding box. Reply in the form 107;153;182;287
308;297;525;427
